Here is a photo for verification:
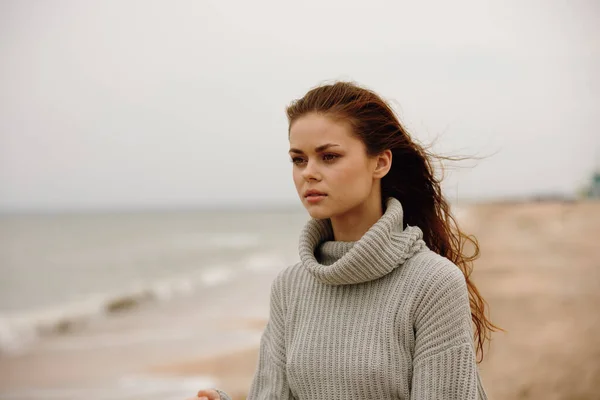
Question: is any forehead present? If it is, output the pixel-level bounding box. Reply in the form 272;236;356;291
289;113;355;147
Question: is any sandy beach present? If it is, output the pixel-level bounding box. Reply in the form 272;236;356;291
1;200;599;399
466;200;600;399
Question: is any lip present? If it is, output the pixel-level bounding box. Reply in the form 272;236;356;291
305;194;326;204
304;190;327;204
304;189;327;197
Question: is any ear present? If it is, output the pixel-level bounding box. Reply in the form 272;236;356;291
373;150;392;179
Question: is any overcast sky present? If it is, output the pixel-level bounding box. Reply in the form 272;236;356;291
1;0;598;211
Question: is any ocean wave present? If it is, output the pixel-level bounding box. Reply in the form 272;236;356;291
0;250;288;356
0;266;235;356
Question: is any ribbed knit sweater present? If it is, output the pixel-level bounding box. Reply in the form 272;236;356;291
216;197;487;400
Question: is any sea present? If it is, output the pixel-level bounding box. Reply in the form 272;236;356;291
0;207;308;399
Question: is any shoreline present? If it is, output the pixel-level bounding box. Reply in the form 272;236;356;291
0;270;275;399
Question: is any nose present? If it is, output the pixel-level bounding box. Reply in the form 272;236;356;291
301;159;321;182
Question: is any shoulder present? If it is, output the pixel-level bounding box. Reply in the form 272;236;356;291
269;261;307;303
403;249;467;291
401;250;468;314
272;261;306;287
404;251;474;347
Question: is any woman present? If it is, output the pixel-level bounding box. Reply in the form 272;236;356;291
192;81;497;400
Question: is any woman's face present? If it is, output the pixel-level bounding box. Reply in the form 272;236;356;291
288;113;381;220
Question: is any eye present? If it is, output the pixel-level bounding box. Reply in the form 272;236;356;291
322;153;340;162
290;157;306;165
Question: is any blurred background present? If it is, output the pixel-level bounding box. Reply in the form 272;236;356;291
0;1;598;399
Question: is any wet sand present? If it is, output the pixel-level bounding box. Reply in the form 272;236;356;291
1;200;599;399
0;271;275;399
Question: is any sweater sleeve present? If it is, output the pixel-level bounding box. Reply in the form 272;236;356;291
411;261;487;400
245;273;295;400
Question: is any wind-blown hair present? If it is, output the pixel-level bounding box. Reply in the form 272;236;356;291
286;81;499;361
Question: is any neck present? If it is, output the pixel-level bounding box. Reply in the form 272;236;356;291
329;191;383;242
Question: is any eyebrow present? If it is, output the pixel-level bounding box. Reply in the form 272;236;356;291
288;143;340;154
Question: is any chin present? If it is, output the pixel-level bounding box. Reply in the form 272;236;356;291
302;199;335;220
304;196;372;221
304;202;351;220
306;207;333;220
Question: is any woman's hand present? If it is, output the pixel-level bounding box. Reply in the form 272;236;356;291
192;389;221;400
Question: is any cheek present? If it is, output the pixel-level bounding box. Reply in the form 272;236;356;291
292;168;303;189
334;160;371;188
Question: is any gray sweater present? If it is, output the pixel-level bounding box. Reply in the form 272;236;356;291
217;197;487;400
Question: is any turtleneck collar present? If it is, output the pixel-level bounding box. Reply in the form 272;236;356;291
299;197;426;285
